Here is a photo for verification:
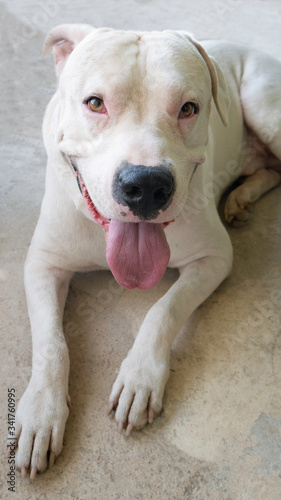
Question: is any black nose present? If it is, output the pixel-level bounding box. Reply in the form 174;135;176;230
112;163;175;220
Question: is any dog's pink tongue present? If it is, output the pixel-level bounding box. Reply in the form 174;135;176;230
106;220;170;289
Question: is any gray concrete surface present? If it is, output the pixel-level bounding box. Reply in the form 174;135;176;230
1;0;281;498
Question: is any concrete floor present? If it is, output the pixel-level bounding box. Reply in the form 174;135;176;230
1;0;281;498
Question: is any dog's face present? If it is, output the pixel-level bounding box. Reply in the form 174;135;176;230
44;25;229;289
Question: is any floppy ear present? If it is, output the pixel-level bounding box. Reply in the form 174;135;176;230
188;36;230;126
43;24;94;77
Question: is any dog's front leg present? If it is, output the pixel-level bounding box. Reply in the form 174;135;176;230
13;251;73;479
109;251;232;435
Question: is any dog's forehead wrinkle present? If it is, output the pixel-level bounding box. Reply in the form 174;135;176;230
67;30;206;80
65;48;142;106
143;34;204;65
141;44;211;105
75;31;140;67
61;31;211;121
62;32;141;92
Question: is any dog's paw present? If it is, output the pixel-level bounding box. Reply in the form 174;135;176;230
224;188;253;227
11;380;70;479
108;348;170;435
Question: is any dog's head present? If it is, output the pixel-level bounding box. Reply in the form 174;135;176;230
43;24;229;289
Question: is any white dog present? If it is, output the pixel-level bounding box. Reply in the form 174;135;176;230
12;24;281;478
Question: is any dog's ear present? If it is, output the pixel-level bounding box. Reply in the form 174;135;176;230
43;24;94;76
187;36;230;127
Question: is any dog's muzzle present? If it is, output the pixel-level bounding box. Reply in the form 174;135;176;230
66;156;174;290
112;163;175;220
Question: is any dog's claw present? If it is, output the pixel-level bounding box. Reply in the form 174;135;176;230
107;402;115;416
49;451;56;468
148;407;155;423
118;422;125;434
21;467;28;479
126;423;134;436
30;466;37;480
66;395;72;410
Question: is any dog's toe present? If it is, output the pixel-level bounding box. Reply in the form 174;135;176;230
109;348;169;435
15;429;35;472
15;427;49;475
14;381;69;477
225;190;253;226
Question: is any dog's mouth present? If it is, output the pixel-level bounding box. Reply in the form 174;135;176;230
76;169;111;230
74;164;172;290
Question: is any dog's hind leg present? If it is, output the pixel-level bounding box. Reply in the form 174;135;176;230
225;48;281;226
224;167;281;226
240;49;281;162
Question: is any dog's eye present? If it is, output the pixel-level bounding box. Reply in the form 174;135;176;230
180;102;199;118
87;97;105;113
